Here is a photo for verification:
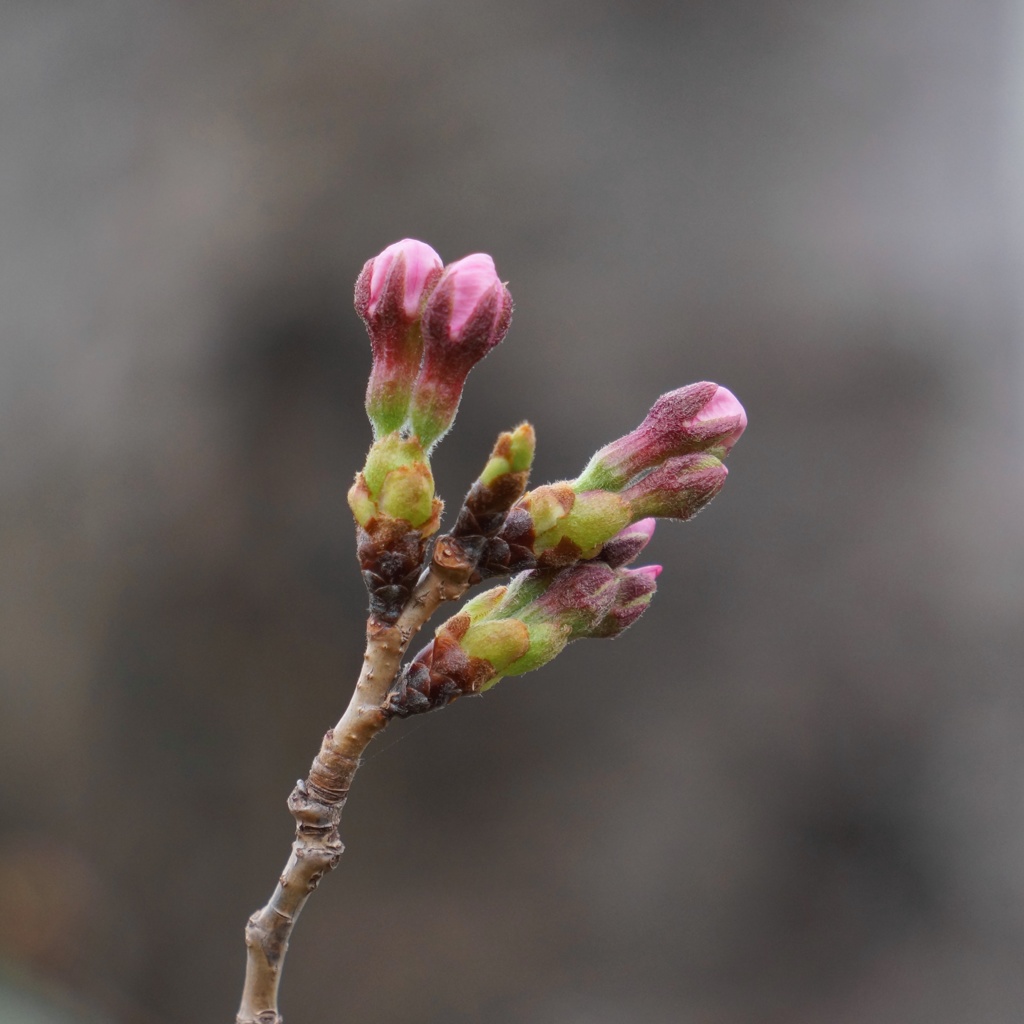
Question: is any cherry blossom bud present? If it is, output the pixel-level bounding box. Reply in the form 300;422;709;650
596;518;657;569
410;254;513;448
354;239;443;437
590;564;661;638
520;561;621;639
384;560;654;716
620;453;728;521
575;383;747;491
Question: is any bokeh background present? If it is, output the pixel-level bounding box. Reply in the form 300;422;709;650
2;1;1023;1021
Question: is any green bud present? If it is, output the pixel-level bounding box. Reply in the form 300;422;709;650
479;422;536;487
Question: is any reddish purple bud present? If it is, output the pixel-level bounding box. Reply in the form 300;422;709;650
575;382;747;491
411;253;513;448
621;453;728;521
526;562;620;638
590;564;661;638
598;518;657;568
355;239;444;436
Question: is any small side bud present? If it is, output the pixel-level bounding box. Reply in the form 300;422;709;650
597;518;657;568
575;383;747;491
355;239;444;437
438;423;536;582
589;564;661;638
479;422;535;487
410;254;513;449
456;424;535;538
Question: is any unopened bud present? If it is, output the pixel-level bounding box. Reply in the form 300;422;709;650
523;561;620;637
355;239;444;437
386;559;659;716
575;383;747;491
479;422;535;488
590;564;660;638
410;254;513;448
595;518;657;569
621;453;728;521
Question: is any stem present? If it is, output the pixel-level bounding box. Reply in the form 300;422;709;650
236;539;475;1023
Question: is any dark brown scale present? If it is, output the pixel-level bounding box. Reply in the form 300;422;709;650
445;467;534;581
384;635;494;718
356;524;429;624
470;506;537;578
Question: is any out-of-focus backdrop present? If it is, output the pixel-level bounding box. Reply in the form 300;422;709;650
2;1;1022;1022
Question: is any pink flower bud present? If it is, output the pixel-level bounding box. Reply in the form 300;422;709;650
354;238;444;322
696;385;747;453
354;239;444;437
410;253;513;448
575;382;747;491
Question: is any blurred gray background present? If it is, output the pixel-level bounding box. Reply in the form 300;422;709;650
2;1;1023;1022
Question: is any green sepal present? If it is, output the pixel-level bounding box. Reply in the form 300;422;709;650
572;453;621;493
460;619;532;673
353;432;437;529
363;433;429;495
459;586;509;625
377;461;435;527
534;490;631;559
498;622;572;679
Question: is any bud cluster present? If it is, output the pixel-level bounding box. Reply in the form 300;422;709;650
349;240;514;620
354;239;513;448
347;238;747;698
385;521;661;717
473;383;747;576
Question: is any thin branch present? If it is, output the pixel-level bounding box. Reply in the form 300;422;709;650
236;539;476;1024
